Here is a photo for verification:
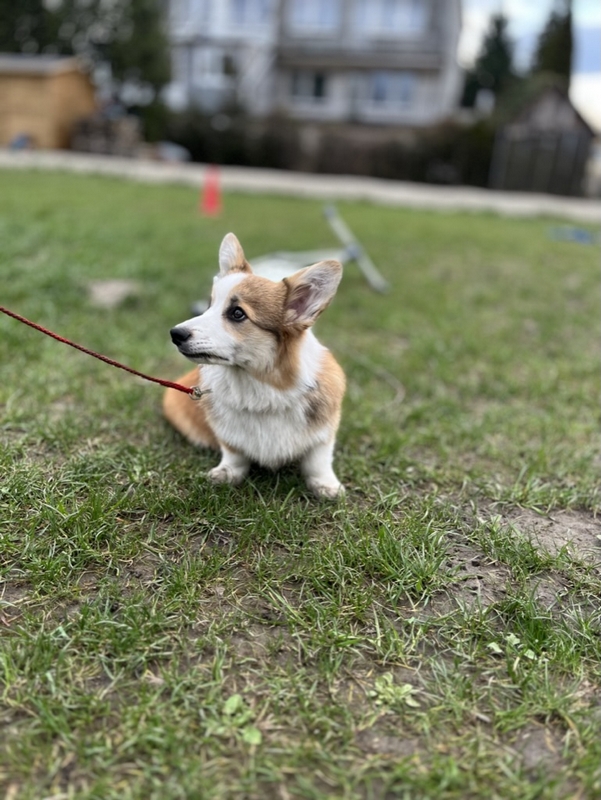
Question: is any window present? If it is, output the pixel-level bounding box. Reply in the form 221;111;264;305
355;0;426;36
291;71;328;101
289;0;341;31
194;48;228;81
368;71;416;107
230;0;270;25
222;54;237;78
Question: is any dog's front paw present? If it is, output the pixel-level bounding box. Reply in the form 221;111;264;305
207;465;246;486
306;478;345;500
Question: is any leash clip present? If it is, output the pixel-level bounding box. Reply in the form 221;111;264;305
192;386;210;400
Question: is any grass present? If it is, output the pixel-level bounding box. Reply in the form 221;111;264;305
0;169;600;799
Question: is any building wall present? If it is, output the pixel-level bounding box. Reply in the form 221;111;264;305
0;69;95;148
166;0;462;125
433;0;463;123
279;0;438;51
276;0;462;125
168;0;278;114
0;75;53;147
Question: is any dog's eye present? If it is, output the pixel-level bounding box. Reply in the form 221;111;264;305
228;306;246;322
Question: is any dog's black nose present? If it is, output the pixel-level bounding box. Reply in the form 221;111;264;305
170;326;191;346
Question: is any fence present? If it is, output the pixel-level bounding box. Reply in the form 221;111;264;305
488;129;592;196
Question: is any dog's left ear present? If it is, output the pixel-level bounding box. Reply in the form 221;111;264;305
218;233;251;276
283;260;342;328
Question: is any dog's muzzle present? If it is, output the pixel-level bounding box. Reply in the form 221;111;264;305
169;326;227;363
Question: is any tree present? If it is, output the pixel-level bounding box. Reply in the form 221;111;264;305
0;0;170;99
108;0;171;96
531;0;572;87
462;14;515;108
0;0;63;55
57;0;170;97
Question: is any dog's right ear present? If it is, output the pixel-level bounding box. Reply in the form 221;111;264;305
218;233;251;277
283;260;342;328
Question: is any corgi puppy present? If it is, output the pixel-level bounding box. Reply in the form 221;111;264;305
163;233;346;498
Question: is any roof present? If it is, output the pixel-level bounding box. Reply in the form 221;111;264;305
0;54;83;76
509;86;595;137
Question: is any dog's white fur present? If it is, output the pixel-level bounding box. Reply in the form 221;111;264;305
163;233;346;498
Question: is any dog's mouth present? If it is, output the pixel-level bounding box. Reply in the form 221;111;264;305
182;350;229;364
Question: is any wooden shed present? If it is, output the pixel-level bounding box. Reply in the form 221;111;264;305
0;54;96;149
489;87;595;196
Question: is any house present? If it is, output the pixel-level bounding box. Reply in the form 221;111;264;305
165;0;463;125
276;0;462;125
166;0;279;116
489;87;595;195
0;55;96;149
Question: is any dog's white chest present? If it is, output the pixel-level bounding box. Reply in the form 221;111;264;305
201;350;327;468
214;405;318;467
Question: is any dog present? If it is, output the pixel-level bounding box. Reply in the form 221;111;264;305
163;233;346;498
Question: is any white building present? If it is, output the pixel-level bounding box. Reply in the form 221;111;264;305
165;0;463;126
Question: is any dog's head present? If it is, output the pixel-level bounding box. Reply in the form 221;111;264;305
170;233;342;376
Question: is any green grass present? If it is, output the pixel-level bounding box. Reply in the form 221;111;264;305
0;169;600;799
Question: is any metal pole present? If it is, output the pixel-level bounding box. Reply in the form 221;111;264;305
323;206;390;293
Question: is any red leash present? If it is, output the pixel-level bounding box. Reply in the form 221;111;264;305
0;305;205;399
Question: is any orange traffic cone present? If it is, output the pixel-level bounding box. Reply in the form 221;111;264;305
200;164;222;217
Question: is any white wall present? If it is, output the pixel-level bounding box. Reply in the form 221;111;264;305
167;0;463;124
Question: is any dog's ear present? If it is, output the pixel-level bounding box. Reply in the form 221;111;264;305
218;233;251;276
283;260;342;328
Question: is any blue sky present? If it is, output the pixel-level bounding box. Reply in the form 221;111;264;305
460;0;601;128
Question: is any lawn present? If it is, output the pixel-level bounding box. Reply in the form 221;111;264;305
0;169;600;800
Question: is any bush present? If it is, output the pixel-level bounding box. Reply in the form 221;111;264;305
165;110;496;187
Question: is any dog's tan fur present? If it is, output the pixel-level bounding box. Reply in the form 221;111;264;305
163;368;219;450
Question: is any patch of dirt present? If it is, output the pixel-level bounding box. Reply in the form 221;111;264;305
0;582;31;605
527;573;570;610
506;509;601;566
0;581;33;625
428;508;601;617
512;724;568;774
423;538;513;616
87;279;142;309
122;559;160;587
447;542;512;607
355;728;421;758
229;623;294;664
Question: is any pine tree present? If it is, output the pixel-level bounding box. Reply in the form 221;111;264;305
462;15;515;108
532;0;572;87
